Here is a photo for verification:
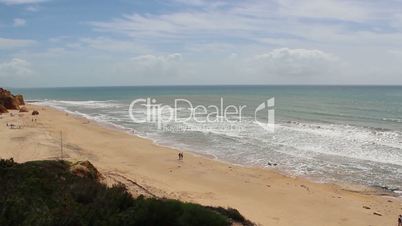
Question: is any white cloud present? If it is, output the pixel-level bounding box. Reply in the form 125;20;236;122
0;58;32;77
255;48;336;62
115;53;184;80
173;0;228;9
113;49;341;85
130;53;182;68
185;42;235;53
89;10;259;40
173;0;206;6
0;0;47;5
80;37;149;53
388;49;402;57
277;0;371;22
48;36;70;43
251;48;338;78
89;0;402;48
0;37;35;48
13;18;26;27
25;5;39;11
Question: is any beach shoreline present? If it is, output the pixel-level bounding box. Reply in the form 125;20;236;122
1;104;401;225
32;102;400;196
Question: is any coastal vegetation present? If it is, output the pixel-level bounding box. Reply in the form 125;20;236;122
0;158;253;226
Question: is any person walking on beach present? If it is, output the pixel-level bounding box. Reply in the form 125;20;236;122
178;152;183;160
398;215;402;226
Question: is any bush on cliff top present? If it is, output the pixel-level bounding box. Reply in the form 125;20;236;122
0;159;252;226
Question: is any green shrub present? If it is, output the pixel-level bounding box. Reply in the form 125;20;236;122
0;159;251;226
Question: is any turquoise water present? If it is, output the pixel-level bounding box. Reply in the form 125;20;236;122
12;86;402;193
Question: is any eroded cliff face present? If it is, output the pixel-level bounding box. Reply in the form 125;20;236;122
0;88;25;112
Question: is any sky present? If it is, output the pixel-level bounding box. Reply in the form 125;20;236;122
1;0;402;87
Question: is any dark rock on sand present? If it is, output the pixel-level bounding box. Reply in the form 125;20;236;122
19;106;29;112
32;110;39;115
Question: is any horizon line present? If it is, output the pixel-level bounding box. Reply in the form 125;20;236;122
7;84;402;89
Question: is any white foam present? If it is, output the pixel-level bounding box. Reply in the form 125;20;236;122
271;122;402;166
382;118;402;123
35;100;123;109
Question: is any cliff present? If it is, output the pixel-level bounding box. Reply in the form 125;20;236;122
0;88;25;112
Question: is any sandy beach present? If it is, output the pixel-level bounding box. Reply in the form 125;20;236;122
1;104;401;226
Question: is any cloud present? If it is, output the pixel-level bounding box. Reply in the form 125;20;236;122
276;0;371;22
13;18;26;27
48;36;70;43
115;53;184;80
89;10;260;41
0;58;32;77
88;0;402;48
388;49;402;58
172;0;228;9
129;53;182;70
25;5;39;11
131;53;182;62
0;37;35;48
184;42;235;53
80;37;149;53
173;0;207;6
114;49;340;85
251;48;338;78
0;0;47;5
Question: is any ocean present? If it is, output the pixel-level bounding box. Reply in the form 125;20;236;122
12;85;402;193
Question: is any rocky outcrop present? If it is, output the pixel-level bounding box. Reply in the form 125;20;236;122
70;161;104;180
0;105;8;114
0;88;11;97
0;96;20;110
0;88;25;110
15;95;25;105
19;106;29;112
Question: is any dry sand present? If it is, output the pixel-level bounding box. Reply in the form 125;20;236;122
0;104;401;226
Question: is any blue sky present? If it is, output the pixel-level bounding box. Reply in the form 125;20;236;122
1;0;402;87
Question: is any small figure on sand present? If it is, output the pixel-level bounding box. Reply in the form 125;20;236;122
178;152;183;160
398;215;402;226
